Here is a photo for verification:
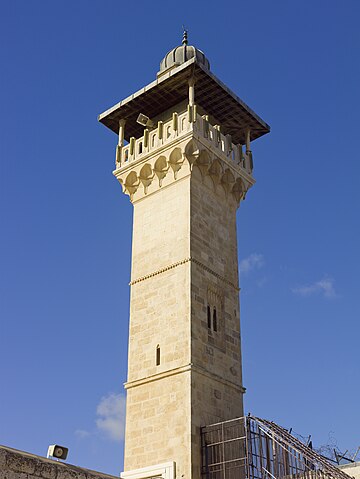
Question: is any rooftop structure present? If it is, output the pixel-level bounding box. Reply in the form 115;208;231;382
0;445;117;479
98;34;270;146
201;416;355;479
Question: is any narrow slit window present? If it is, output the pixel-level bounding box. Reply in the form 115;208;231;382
156;345;160;366
138;142;143;154
207;305;211;329
213;308;217;332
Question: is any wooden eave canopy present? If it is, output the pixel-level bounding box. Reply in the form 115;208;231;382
98;58;270;145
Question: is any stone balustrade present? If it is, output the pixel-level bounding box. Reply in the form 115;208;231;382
114;109;253;176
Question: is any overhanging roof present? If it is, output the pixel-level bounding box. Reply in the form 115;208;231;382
98;58;270;145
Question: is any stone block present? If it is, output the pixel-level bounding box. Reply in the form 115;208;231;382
2;471;28;479
0;448;6;467
34;462;57;479
7;454;36;474
57;469;86;479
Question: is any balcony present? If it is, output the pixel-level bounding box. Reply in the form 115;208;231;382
114;108;253;176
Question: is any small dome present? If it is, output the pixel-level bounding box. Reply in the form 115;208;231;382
159;32;210;72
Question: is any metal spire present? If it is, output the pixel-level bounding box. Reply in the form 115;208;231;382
182;28;188;45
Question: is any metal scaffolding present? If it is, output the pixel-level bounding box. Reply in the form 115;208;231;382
201;416;352;479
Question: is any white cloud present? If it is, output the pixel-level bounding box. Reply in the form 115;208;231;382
96;393;126;442
256;276;268;287
75;429;91;439
239;253;264;274
292;276;338;299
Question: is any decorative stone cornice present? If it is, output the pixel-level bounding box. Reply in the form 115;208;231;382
113;112;255;204
114;139;253;204
130;256;239;291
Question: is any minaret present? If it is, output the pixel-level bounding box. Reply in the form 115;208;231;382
99;34;269;479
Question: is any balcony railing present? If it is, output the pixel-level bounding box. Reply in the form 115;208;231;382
114;108;253;175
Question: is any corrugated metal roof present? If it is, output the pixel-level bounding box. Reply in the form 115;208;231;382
98;58;270;145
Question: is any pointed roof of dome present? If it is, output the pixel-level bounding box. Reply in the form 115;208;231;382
159;31;210;74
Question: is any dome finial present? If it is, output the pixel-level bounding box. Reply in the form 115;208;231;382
159;31;210;73
182;27;188;46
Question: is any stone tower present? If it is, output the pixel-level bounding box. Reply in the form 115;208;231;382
99;34;269;479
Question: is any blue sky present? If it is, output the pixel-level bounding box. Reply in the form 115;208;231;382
1;0;359;476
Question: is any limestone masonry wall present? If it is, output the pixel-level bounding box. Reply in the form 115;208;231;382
119;124;250;479
124;171;192;478
0;446;117;479
189;166;244;478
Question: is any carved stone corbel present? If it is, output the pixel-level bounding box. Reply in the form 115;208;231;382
196;149;212;177
168;147;184;179
221;169;236;196
139;163;155;194
124;171;140;199
153;155;169;187
208;158;223;185
184;139;200;170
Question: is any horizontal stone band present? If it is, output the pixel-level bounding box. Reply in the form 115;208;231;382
129;257;191;285
129;257;239;291
191;257;240;291
125;362;245;393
